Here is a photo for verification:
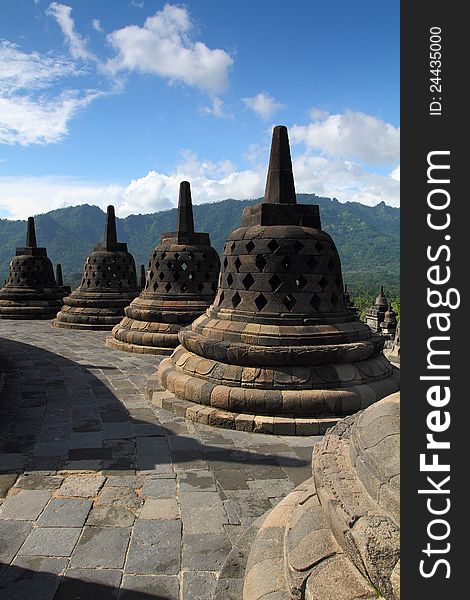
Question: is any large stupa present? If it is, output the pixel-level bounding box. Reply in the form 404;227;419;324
148;126;399;434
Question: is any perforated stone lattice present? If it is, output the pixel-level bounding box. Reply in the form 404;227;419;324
6;256;56;288
144;246;219;297
79;253;138;290
213;235;344;314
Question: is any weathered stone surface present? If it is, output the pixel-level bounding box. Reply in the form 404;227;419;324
18;526;81;557
120;575;179;600
107;181;220;354
0;556;68;600
125;519;181;575
56;474;106;498
70;527;130;569
0;489;51;520
139;497;179;520
37;498;92;527
153;126;399;434
54;569;121;600
0;520;33;562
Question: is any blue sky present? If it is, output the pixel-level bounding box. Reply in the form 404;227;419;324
0;0;399;219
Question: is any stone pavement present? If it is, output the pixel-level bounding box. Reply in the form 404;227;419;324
0;320;321;600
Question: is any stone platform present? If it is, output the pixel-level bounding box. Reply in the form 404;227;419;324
0;319;321;600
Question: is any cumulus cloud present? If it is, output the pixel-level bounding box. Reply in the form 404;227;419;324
390;164;400;181
46;2;95;61
201;96;232;118
242;92;285;119
290;110;399;165
106;4;233;94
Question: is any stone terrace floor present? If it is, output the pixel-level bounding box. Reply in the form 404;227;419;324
0;320;321;600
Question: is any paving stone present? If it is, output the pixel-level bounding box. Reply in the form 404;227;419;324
14;474;63;491
212;468;251;490
86;505;136;527
0;556;68;600
140;498;179;520
56;474;106;498
182;571;217;600
0;473;18;497
125;519;181;575
141;477;176;498
54;568;122;600
0;489;51;520
182;532;232;570
0;453;27;472
96;486;142;512
37;498;92;527
119;575;179;600
178;469;217;492
105;476;144;488
179;491;228;534
0;520;33;562
70;527;130;569
135;436;171;471
18;526;81;557
224;490;274;524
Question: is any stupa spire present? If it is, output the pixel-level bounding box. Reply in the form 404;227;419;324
56;264;64;287
264;125;297;205
103;205;118;249
26;217;37;248
176;181;195;234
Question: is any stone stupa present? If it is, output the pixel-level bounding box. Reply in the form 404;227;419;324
149;126;399;435
106;181;220;354
227;392;400;600
0;217;65;319
52;205;140;330
365;286;389;333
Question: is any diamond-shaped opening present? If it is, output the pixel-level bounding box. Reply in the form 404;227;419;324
242;273;255;290
283;294;297;312
223;257;228;269
173;272;180;281
296;274;307;289
153;282;158;291
234;257;242;272
255;255;267;271
188;252;194;260
310;294;322;311
196;262;202;270
161;252;167;259
155;261;160;269
204;272;210;281
269;274;282;291
159;272;165;280
267;239;280;253
181;282;188;293
188;273;194;280
230;242;236;252
246;240;255;253
197;283;204;292
227;273;234;286
95;279;100;286
149;271;154;280
181;262;188;271
319;275;328;290
281;256;290;271
331;292;339;307
293;240;304;254
202;253;207;259
255;293;268;311
307;256;317;270
327;258;335;271
315;241;324;252
211;283;217;292
165;283;172;292
232;291;241;308
174;252;179;260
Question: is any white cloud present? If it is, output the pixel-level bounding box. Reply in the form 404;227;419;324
130;1;144;7
308;106;329;121
0;90;102;145
201;96;232;118
46;2;95;61
0;40;80;93
242;92;285;119
290;110;399;165
91;19;103;33
106;4;233;93
390;164;400;181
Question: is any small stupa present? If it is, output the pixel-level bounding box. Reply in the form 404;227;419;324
365;286;389;333
55;264;71;295
0;217;64;319
149;126;399;434
52;205;140;330
106;181;220;354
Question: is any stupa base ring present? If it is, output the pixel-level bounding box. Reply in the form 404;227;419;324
147;362;400;435
51;317;121;331
0;301;62;320
105;336;175;356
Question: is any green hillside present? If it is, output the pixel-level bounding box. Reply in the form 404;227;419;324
0;194;399;304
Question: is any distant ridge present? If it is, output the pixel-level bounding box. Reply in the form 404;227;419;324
0;194;399;293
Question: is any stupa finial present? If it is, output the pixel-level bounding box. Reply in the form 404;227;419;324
176;181;195;234
56;264;64;287
26;217;37;248
264;125;297;205
103;205;118;249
